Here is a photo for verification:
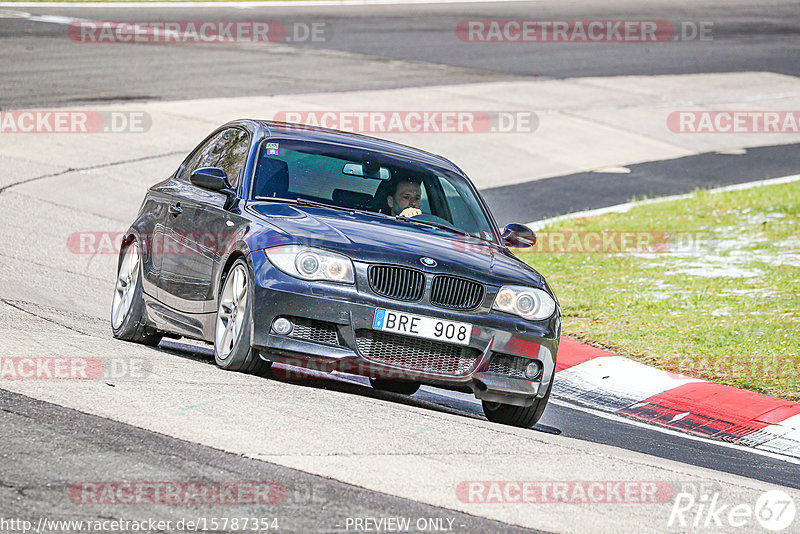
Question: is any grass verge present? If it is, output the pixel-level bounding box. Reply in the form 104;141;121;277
516;180;800;401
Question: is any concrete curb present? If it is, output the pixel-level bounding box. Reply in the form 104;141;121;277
553;338;800;459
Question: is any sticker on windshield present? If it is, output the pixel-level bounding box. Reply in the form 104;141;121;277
266;142;279;156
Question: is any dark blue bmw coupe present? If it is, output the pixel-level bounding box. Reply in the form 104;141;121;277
112;120;560;427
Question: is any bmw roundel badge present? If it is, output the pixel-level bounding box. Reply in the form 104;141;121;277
420;257;437;267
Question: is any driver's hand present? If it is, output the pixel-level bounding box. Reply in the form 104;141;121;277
399;207;422;218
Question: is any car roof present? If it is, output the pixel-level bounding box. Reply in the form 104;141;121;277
225;119;466;175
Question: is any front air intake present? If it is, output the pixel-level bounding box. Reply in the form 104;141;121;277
430;275;484;310
367;265;425;302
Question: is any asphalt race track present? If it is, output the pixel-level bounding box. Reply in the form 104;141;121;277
2;0;800;107
486;143;800;226
1;0;800;532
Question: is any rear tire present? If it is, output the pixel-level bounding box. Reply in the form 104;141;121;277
214;259;272;376
481;379;552;428
370;379;421;395
111;240;162;347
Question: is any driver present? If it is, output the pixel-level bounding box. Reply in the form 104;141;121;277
387;179;422;218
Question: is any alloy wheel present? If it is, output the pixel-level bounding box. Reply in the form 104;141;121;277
112;242;140;330
215;264;249;359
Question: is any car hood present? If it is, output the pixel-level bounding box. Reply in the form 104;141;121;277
247;203;542;288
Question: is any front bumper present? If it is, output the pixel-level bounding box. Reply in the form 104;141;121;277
249;253;559;406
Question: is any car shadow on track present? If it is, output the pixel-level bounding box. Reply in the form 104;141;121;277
157;340;561;436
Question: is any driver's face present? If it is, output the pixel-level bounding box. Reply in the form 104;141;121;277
388;181;421;215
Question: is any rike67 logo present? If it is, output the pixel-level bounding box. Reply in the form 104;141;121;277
669;488;796;531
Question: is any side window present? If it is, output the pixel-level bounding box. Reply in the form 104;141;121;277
439;176;480;230
179;131;224;181
207;128;249;189
420;182;431;214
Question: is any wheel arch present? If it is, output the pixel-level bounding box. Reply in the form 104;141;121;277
215;241;254;299
116;230;138;272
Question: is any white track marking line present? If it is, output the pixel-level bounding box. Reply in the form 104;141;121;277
1;10;268;42
529;173;800;229
29;14;83;24
548;397;800;466
0;9;83;23
1;0;539;8
0;9;31;17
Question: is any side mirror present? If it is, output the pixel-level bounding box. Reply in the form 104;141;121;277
502;223;537;248
190;167;231;192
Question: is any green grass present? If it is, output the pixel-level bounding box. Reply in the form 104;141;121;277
516;180;800;401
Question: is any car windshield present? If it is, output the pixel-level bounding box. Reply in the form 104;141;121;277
250;138;498;243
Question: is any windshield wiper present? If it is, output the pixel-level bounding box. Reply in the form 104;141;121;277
254;196;357;214
256;197;403;222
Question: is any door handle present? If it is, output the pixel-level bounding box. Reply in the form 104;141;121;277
168;203;183;216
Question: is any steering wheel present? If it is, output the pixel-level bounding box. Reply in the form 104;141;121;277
412;213;453;226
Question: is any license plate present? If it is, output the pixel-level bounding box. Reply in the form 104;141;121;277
372;308;471;346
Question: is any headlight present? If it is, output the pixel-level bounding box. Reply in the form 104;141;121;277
492;285;556;321
265;245;355;284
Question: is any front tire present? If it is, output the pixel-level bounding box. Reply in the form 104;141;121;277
481;379;552;428
214;258;271;375
111;240;162;346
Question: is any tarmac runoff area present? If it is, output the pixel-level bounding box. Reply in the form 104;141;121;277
3;70;800;192
1;71;800;532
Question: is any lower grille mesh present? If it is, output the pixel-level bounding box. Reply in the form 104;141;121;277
489;354;537;379
289;317;339;346
355;330;481;376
